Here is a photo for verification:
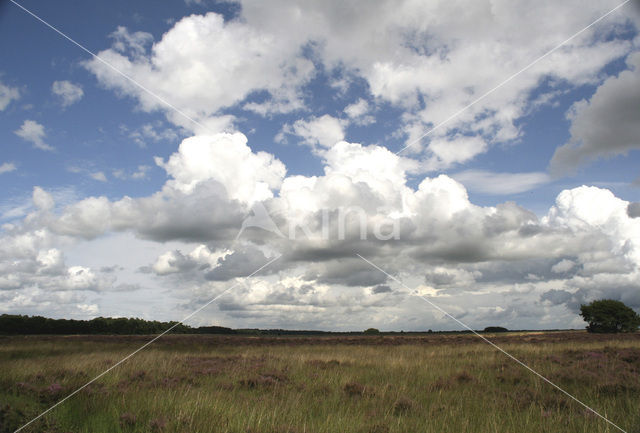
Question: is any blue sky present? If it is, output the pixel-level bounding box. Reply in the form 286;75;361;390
1;0;640;331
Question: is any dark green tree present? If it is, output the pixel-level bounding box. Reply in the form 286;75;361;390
483;326;508;333
363;328;380;335
580;299;640;333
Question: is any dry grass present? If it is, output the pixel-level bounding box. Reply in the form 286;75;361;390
0;332;638;432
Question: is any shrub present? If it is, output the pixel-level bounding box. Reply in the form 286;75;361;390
393;396;415;415
483;326;508;332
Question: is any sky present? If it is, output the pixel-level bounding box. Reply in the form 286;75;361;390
1;0;640;331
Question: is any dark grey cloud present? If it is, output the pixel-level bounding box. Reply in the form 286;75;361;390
371;284;392;294
424;271;457;287
52;179;245;243
475;258;571;285
100;265;124;273
161;250;201;274
541;280;640;314
540;289;573;306
483;202;537;237
306;259;388;287
628;202;640;218
217;300;248;311
205;247;281;281
131;182;245;243
551;52;640;174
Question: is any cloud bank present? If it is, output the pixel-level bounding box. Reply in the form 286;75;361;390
2;131;639;330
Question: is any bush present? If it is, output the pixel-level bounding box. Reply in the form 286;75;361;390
483;326;508;333
483;326;509;332
580;299;640;333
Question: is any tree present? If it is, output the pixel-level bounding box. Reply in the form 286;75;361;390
483;326;508;333
580;299;640;333
363;328;380;335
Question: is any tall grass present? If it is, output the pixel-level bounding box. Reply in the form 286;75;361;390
0;334;638;432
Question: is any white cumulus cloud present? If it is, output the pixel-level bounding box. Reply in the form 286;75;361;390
51;80;84;107
85;13;315;132
277;115;346;151
155;133;286;204
14;120;53;151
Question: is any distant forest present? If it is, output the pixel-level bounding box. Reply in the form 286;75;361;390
0;314;518;335
0;314;367;335
0;314;234;335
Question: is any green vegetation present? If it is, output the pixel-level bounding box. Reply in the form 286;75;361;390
483;326;508;333
0;332;639;432
0;315;190;335
580;299;640;333
0;314;525;337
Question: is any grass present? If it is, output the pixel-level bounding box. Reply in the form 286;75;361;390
0;332;639;432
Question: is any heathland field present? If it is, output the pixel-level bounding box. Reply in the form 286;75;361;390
1;332;639;433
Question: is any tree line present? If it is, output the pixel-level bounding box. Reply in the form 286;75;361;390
0;315;235;335
2;299;637;335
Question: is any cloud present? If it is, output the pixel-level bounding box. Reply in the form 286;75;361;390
371;284;392;294
551;259;575;274
152;249;200;276
304;258;388;287
67;166;108;182
51;80;84;107
551;52;640;174
123;121;179;148
34;135;284;247
540;289;575;306
0;284;102;319
0;225;115;297
205;247;279;281
155;133;286;204
0;81;20;111
0;162;16;175
344;99;374;125
113;165;151;180
425;136;488;170
84;1;635;167
22;138;640;303
85;13;315;132
149;244;226;278
51;181;244;243
33;186;55;211
90;172;107;182
4;130;640;329
452;170;550;195
277;115;346;151
109;26;153;57
241;0;632;156
77;303;99;315
544;186;640;270
14;120;54;151
425;267;480;288
628;202;640;218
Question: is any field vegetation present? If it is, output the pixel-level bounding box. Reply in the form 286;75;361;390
1;332;639;433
